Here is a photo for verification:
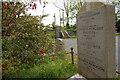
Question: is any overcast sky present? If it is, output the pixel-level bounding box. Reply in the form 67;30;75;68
4;0;120;25
27;0;63;26
26;0;120;26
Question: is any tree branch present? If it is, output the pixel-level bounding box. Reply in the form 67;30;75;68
52;2;64;10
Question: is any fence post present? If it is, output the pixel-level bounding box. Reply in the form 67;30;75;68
71;47;74;64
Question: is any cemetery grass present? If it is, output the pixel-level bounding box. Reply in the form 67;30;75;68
116;74;120;80
70;36;77;38
9;58;77;78
65;53;78;68
65;29;77;32
116;33;120;36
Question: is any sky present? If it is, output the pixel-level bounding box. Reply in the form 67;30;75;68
2;0;64;26
3;0;76;26
26;0;120;26
3;0;120;25
27;0;64;26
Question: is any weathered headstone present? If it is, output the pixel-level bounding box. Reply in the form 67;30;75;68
67;30;76;36
77;2;116;78
55;26;62;38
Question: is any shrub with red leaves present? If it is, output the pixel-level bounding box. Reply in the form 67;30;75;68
7;6;11;9
43;5;45;8
2;1;51;78
51;55;55;59
52;44;55;47
2;63;8;67
2;73;5;76
40;49;45;55
3;5;7;9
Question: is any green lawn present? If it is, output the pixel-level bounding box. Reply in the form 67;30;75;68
116;73;120;80
70;36;77;38
6;50;120;79
9;57;77;78
65;53;78;69
116;33;120;36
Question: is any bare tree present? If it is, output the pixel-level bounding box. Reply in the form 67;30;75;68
53;0;83;28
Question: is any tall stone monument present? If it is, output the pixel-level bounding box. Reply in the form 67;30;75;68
77;2;116;78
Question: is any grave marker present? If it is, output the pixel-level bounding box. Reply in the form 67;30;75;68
77;2;116;78
55;26;62;38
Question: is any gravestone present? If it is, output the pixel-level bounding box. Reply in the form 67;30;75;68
77;2;116;78
55;26;62;38
67;31;76;36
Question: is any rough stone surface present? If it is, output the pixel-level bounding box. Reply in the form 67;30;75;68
77;2;116;78
55;26;62;38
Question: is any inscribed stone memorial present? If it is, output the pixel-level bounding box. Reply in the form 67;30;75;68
77;2;116;78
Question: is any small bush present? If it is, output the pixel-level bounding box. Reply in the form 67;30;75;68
2;2;53;77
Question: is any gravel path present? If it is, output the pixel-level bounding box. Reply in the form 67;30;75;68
62;38;77;53
116;36;120;72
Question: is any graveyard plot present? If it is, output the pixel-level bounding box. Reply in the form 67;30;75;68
1;0;120;79
1;1;78;79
